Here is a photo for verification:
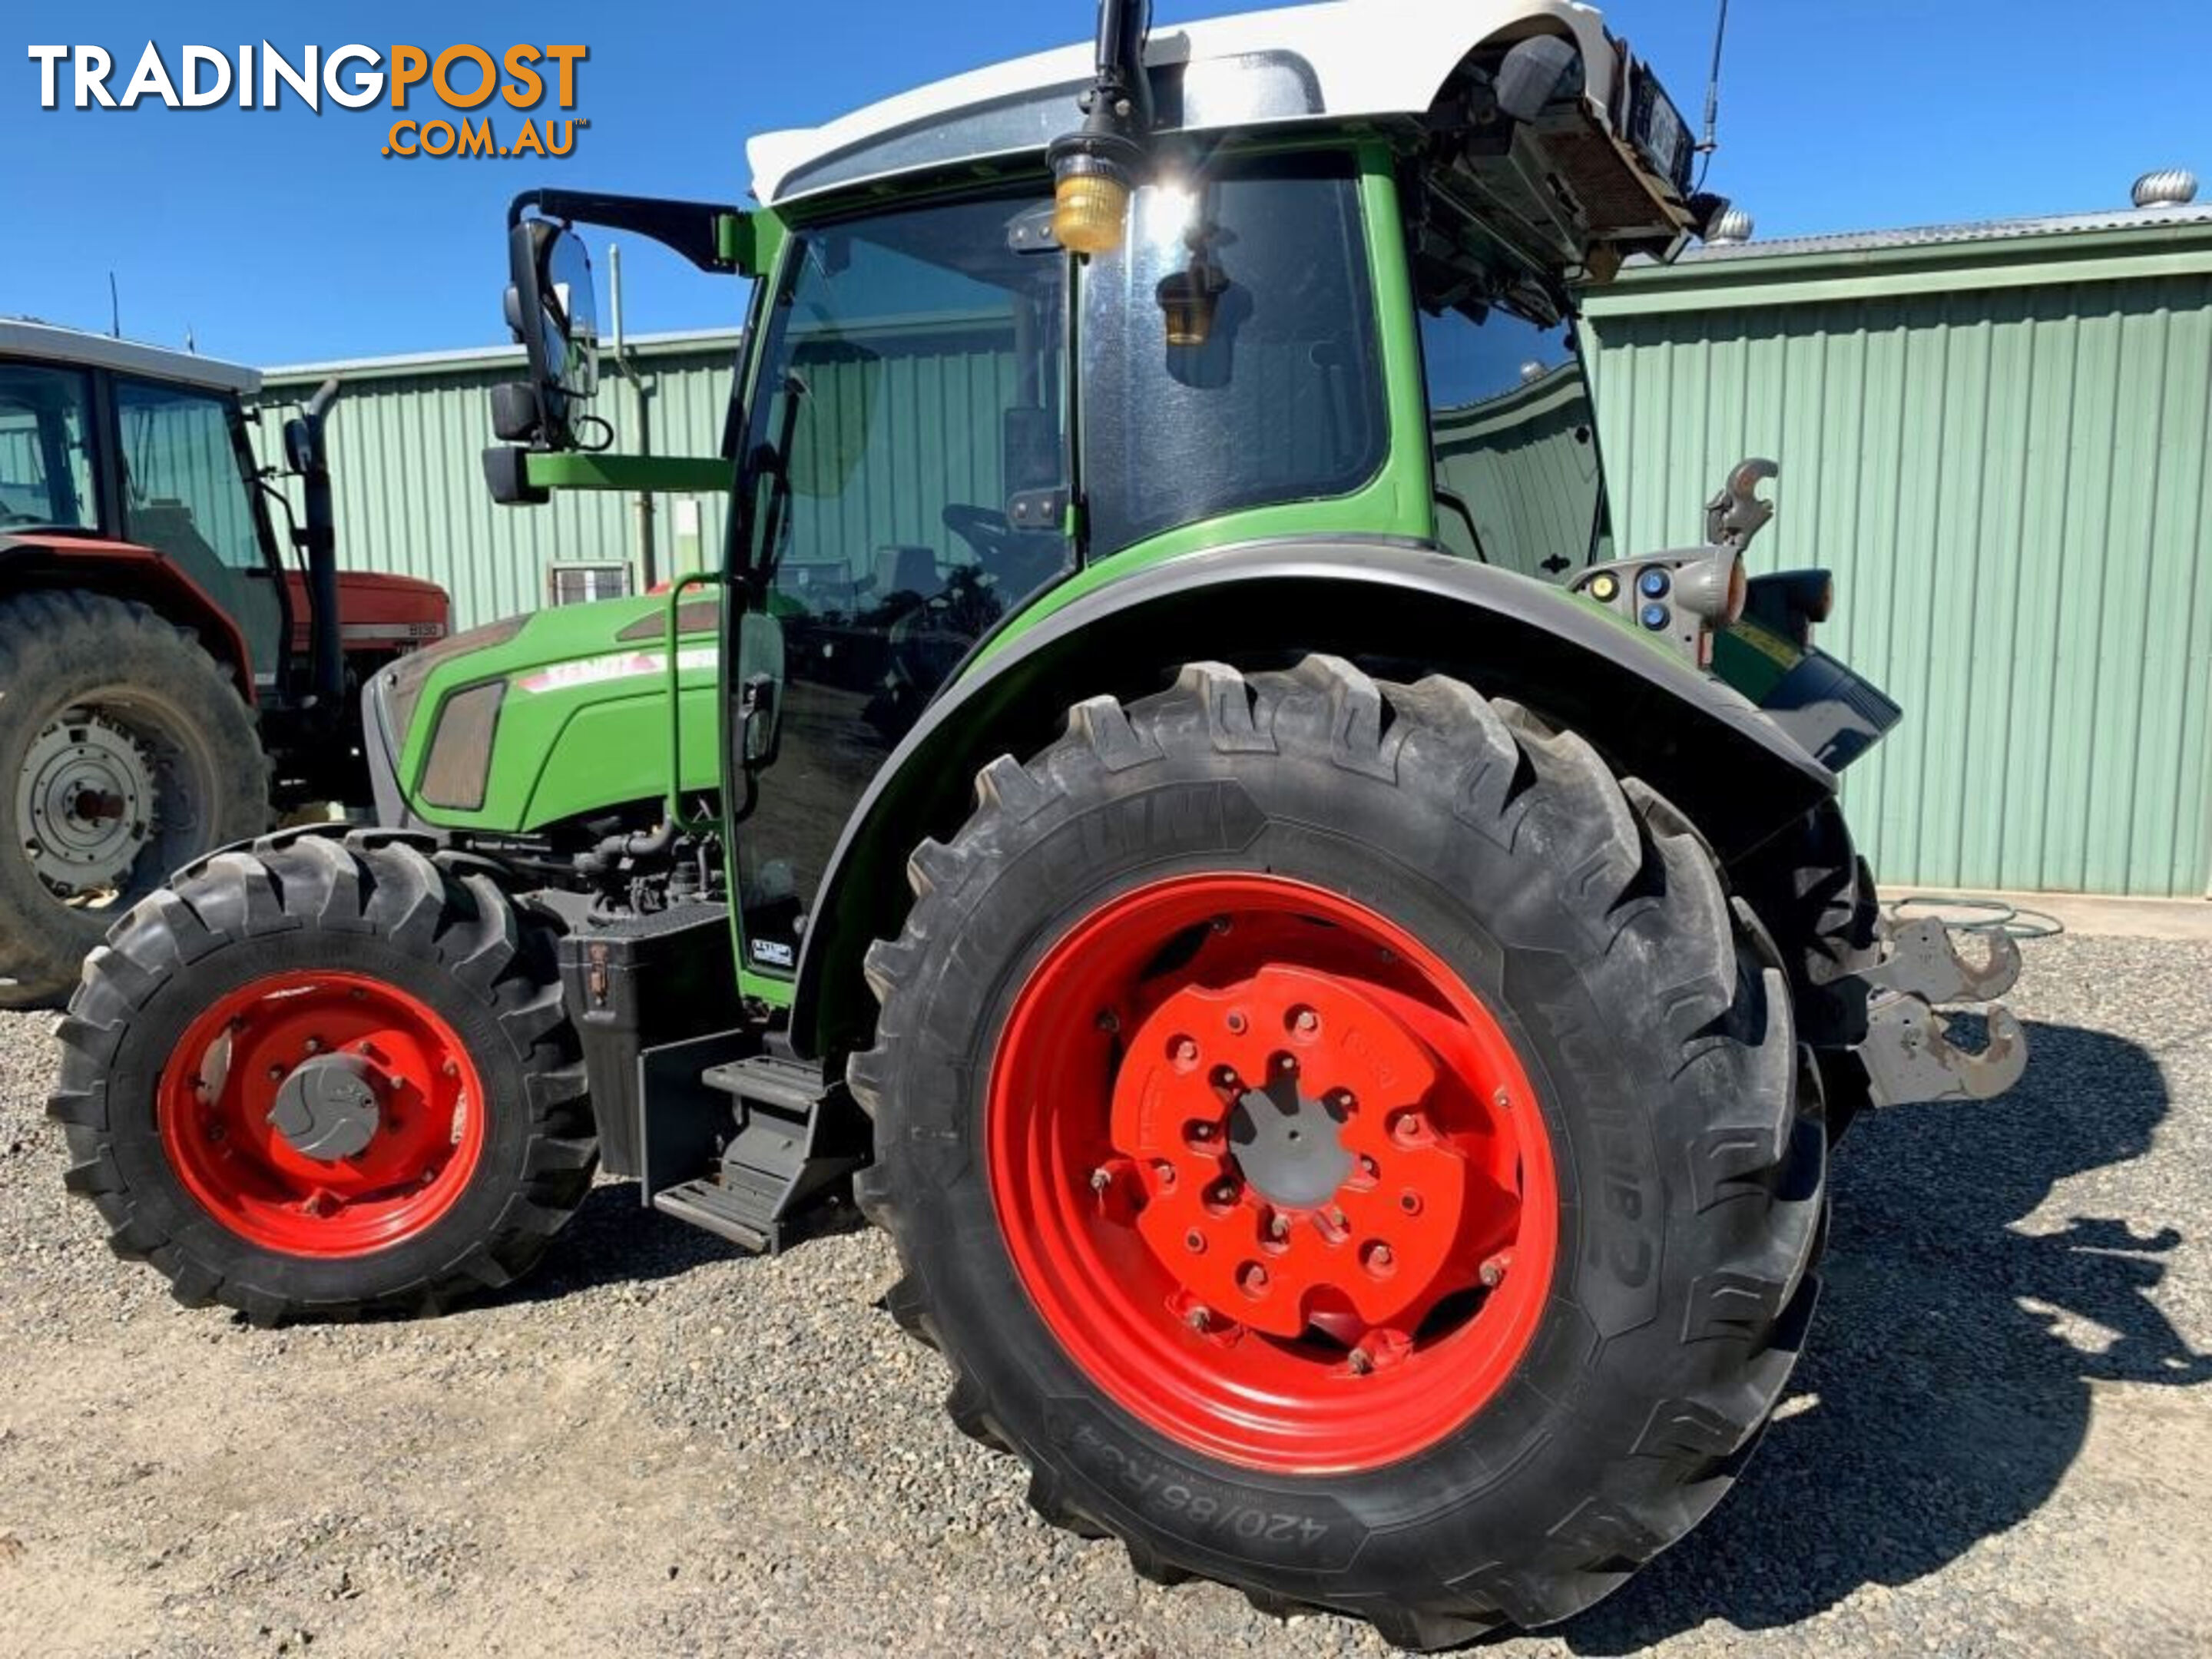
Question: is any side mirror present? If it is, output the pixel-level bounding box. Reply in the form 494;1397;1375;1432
738;611;786;768
500;219;601;448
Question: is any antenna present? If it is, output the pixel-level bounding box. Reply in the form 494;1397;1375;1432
1696;0;1732;188
108;271;121;339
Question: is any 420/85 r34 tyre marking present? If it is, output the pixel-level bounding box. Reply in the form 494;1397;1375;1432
989;873;1557;1473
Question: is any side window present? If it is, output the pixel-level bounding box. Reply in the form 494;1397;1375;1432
0;364;98;531
1419;305;1609;581
1081;157;1388;556
114;380;265;574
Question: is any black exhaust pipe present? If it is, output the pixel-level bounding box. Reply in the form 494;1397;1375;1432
285;379;343;707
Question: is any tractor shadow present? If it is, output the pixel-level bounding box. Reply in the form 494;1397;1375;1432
1564;1018;2211;1651
507;1179;869;1303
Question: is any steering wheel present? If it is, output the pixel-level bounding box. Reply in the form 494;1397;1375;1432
942;503;1029;566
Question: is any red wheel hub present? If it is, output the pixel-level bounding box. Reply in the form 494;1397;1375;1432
158;971;485;1257
988;875;1557;1473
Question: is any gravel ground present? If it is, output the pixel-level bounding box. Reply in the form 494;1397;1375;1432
2;932;2207;1657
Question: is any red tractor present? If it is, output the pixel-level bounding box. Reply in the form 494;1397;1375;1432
0;319;448;1006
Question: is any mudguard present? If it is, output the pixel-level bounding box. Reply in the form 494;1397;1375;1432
790;538;1839;1058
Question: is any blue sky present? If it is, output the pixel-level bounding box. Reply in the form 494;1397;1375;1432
8;1;2204;365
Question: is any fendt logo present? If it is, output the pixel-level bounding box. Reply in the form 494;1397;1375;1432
25;44;591;159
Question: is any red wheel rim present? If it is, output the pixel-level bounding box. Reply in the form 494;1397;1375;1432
988;874;1558;1473
157;971;486;1257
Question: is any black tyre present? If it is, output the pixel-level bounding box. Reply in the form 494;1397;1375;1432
0;590;270;1008
852;657;1824;1649
49;831;597;1324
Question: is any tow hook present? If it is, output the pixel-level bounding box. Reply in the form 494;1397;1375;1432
1849;914;2029;1106
1859;916;2022;1005
1858;995;2028;1104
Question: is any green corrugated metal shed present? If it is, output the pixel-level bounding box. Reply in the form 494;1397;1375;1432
253;329;743;628
1584;204;2212;897
255;202;2212;897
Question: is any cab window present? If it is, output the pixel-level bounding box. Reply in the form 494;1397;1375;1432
0;363;98;532
114;379;267;574
1420;304;1610;581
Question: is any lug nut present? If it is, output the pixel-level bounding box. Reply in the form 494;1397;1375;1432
1363;1241;1395;1276
1239;1263;1270;1296
1268;1213;1290;1241
1190;1121;1217;1143
1186;1305;1211;1331
1089;1167;1112;1193
1348;1348;1373;1376
1153;1161;1177;1187
303;1037;322;1055
267;1064;285;1081
441;1059;460;1079
1170;1036;1200;1071
1210;1181;1239;1207
1494;1087;1513;1111
1275;1053;1297;1076
1479;1252;1512;1288
1290;1007;1319;1037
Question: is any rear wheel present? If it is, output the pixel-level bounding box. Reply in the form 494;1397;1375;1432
0;591;269;1008
49;832;597;1323
853;657;1824;1647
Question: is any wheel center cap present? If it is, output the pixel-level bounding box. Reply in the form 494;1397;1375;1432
1227;1080;1351;1208
270;1055;382;1163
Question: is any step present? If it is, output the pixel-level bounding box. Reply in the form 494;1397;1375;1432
700;1052;828;1115
652;1177;773;1253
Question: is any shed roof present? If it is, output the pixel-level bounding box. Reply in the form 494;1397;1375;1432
1584;200;2212;316
259;327;745;388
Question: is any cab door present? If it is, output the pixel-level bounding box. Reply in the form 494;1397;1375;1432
725;191;1073;982
110;376;286;689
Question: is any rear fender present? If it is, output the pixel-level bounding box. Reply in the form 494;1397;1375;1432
0;535;257;700
790;538;1837;1061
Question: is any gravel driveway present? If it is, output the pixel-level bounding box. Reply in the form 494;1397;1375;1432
2;932;2207;1657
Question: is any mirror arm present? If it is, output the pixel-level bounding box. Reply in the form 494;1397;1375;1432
508;189;750;273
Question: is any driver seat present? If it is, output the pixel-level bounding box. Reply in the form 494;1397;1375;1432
873;544;941;603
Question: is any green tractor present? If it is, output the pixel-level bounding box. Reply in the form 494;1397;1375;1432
52;1;2027;1644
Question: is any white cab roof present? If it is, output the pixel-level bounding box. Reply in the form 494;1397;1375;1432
748;0;1618;207
0;317;260;396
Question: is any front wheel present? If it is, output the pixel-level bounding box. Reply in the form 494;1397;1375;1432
50;832;597;1323
851;657;1824;1648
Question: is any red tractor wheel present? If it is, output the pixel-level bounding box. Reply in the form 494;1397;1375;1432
852;657;1824;1649
51;833;597;1324
157;972;490;1259
988;873;1557;1474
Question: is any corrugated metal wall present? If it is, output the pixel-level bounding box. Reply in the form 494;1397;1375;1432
1585;244;2212;897
252;333;741;631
